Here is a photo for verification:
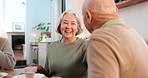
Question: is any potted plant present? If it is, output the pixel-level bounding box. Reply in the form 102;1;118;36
32;22;51;42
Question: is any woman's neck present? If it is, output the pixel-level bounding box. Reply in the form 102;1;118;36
61;37;77;44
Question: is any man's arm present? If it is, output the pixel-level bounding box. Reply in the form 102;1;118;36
0;38;16;69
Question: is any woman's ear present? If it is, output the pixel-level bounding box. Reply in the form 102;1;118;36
86;10;92;23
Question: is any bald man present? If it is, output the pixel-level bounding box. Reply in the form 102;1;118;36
82;0;148;78
0;37;16;70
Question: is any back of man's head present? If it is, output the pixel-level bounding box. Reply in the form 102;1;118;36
83;0;118;21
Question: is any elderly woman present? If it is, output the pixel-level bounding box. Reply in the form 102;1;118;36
44;10;87;78
45;11;87;78
30;10;87;78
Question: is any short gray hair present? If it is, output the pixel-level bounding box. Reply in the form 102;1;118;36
56;10;83;35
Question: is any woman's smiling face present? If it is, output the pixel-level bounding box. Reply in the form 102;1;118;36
60;13;78;39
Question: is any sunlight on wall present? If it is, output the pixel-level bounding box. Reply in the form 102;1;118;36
0;0;4;37
119;1;148;41
70;0;91;38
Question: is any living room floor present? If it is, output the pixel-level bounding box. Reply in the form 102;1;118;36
14;52;27;68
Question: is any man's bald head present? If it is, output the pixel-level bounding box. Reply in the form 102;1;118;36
82;0;119;33
83;0;118;20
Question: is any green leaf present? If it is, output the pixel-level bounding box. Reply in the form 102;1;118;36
47;23;51;25
33;22;51;31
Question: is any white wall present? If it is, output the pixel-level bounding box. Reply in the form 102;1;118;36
0;0;4;37
5;0;26;32
119;1;148;41
26;0;51;64
0;0;26;37
65;0;71;10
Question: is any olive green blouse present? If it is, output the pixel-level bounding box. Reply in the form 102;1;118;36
44;38;87;78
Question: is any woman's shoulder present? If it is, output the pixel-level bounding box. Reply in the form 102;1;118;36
51;40;59;44
77;38;88;44
48;40;60;47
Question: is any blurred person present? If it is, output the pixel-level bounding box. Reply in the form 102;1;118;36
0;37;16;70
82;0;148;78
29;10;87;78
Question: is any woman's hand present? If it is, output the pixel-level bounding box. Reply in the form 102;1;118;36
28;63;45;73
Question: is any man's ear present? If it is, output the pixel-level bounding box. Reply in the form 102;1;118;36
86;10;92;23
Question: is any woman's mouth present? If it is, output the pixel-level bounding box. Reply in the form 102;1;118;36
65;30;72;33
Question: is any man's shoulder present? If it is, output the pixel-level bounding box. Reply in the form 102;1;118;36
0;37;7;41
90;26;119;42
91;28;109;39
91;25;126;37
0;37;7;43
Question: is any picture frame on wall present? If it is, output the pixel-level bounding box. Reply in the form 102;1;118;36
12;22;25;32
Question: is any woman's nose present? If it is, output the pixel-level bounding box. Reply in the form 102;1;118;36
66;23;72;28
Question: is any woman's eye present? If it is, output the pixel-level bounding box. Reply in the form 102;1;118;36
71;22;76;25
63;22;68;24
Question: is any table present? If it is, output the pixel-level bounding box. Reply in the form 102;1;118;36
0;68;47;78
0;68;25;78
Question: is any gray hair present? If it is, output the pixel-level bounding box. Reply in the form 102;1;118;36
56;10;83;35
